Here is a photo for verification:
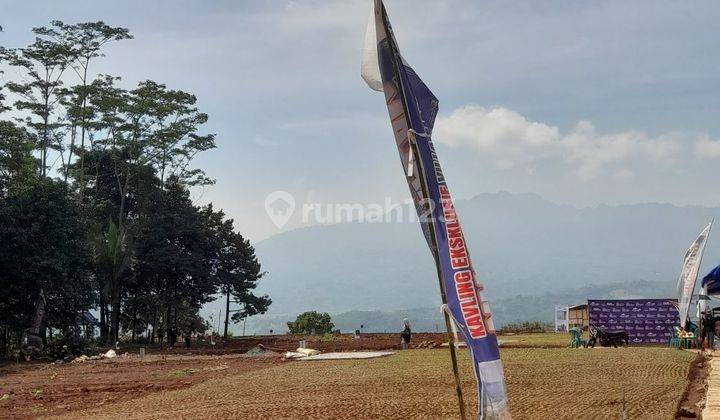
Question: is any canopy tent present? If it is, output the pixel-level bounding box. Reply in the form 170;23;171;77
702;264;720;295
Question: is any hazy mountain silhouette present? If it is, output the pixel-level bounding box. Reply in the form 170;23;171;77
239;279;677;334
250;192;720;318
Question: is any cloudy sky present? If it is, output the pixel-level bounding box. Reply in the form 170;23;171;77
3;0;720;241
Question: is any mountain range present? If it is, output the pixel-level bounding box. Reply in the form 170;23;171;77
204;192;720;333
239;280;677;334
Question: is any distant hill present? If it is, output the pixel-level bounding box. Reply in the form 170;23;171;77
248;192;720;318
239;279;677;334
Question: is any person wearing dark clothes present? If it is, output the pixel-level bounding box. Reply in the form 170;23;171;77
704;312;716;351
401;318;411;349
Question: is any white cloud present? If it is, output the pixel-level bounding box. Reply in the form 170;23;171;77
694;137;720;159
435;105;683;179
561;121;680;179
435;106;559;169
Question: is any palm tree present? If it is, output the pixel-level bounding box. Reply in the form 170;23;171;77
94;219;131;344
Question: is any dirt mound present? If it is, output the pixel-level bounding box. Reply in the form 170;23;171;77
243;345;278;357
675;351;710;419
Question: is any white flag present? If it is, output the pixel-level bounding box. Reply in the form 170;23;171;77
677;221;713;326
360;0;383;92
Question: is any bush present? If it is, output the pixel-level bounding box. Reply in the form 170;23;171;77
287;311;334;335
499;321;552;334
43;332;96;360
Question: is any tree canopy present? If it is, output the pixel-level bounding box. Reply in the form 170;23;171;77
287;311;335;335
0;20;270;357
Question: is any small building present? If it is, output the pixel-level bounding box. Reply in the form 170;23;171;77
554;304;589;332
77;311;99;339
554;305;569;332
568;304;589;329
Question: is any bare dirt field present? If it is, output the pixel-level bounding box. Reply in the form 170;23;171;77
0;333;697;419
0;353;278;419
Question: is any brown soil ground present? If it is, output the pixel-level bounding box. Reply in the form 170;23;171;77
675;351;710;419
215;332;451;353
0;353;278;419
0;333;696;419
178;331;568;354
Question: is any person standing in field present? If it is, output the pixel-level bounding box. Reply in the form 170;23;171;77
703;311;715;350
401;318;412;349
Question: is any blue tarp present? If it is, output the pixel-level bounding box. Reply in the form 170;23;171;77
701;265;720;295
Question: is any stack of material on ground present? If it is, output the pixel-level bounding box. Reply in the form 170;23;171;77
440;342;467;348
298;351;395;361
71;355;99;363
244;344;278;357
282;347;396;361
71;349;126;363
284;347;321;359
416;341;438;349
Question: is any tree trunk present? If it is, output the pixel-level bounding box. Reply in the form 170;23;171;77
131;299;137;344
224;287;230;340
64;124;76;182
108;175;130;346
41;114;48;177
160;149;166;188
99;293;107;343
78;65;89;199
1;327;6;358
151;309;157;344
166;306;172;348
172;306;178;347
111;285;120;345
27;289;45;348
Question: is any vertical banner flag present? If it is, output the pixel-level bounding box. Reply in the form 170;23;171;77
677;221;712;327
362;1;509;418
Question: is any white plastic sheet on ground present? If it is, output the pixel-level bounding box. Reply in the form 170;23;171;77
297;351;395;361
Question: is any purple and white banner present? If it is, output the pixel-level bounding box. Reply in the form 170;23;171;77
677;221;712;326
362;1;509;418
588;299;679;345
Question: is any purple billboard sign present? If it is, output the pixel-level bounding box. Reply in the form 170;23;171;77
588;299;679;345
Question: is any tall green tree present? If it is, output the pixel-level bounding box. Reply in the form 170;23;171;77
0;180;94;349
75;145;156;342
287;311;335;335
0;121;37;195
204;206;271;339
38;21;132;186
0;19;267;357
73;77;215;342
93;219;132;344
1;32;72;177
133;178;217;347
125;80;216;188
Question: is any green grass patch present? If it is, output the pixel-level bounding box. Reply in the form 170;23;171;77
168;368;198;377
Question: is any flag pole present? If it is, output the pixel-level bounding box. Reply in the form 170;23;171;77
378;4;467;418
410;131;468;420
